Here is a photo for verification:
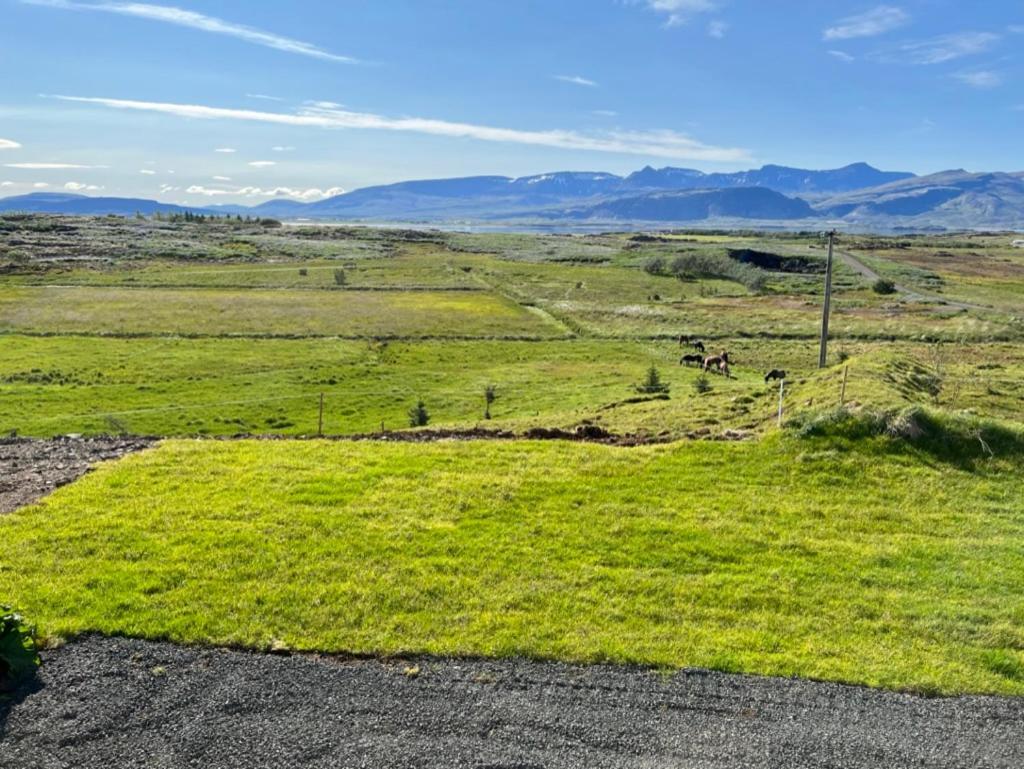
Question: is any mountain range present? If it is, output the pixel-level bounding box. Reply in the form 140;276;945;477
3;163;1024;231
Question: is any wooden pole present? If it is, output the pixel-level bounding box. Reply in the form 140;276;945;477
317;392;324;437
840;365;849;406
818;230;836;369
777;379;785;427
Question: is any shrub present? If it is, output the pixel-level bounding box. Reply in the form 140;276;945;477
670;252;766;293
643;256;667;275
298;268;309;277
484;385;498;420
408;400;430;427
333;268;347;286
635;365;670;395
693;374;712;394
0;606;40;685
873;278;897;295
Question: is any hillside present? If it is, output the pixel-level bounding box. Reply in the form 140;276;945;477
0;193;216;217
559;187;816;221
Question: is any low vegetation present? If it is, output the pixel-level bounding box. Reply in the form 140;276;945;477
3;436;1022;695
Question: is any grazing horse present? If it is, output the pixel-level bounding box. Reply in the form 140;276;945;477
703;351;731;378
764;369;786;383
680;354;704;367
679;336;706;353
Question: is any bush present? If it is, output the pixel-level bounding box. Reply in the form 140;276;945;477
635;365;670;395
873;278;897;295
693;374;712;394
643;256;667;275
0;606;40;685
408;400;430;427
333;268;347;286
670;252;766;293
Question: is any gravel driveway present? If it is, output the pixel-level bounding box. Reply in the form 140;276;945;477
2;636;1021;769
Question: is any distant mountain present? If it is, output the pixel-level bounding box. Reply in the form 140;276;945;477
815;170;1024;229
7;164;1024;231
0;192;216;217
622;162;915;195
559;187;816;222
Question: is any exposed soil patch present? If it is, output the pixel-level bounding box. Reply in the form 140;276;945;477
2;635;1021;768
0;437;154;514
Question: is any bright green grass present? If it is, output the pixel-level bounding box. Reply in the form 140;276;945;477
3;437;1023;695
0;286;567;338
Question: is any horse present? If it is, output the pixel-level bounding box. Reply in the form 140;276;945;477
679;336;706;353
764;369;786;383
680;354;704;367
692;340;706;353
703;351;731;378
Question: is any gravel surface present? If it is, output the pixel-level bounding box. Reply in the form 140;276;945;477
0;437;154;514
2;636;1022;768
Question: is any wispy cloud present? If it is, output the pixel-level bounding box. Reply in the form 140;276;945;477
185;184;345;200
65;181;103;191
554;74;598;87
247;93;284;101
212;175;232;181
953;70;1002;89
824;5;909;40
33;182;50;188
55;95;754;163
706;20;728;38
875;32;1000;65
1;181;14;187
21;0;357;63
828;50;855;62
139;168;156;174
637;0;717;27
592;110;619;117
214;148;236;153
248;160;276;167
271;145;295;152
4;162;106;169
0;139;21;150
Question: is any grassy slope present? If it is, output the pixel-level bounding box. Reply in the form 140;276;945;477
2;437;1022;695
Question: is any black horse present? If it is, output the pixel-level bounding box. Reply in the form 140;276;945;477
764;369;786;383
680;354;704;367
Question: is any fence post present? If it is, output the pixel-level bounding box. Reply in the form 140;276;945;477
318;392;324;437
840;366;849;406
777;379;785;427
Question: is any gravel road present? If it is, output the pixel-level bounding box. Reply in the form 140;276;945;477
2;636;1021;768
0;437;154;514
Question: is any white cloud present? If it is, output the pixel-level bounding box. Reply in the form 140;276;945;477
828;50;855;62
954;70;1002;89
707;20;727;38
64;181;103;191
271;145;295;152
1;181;14;186
306;100;343;109
247;93;284;101
33;182;49;188
21;0;357;63
248;160;276;167
824;6;909;40
638;0;717;27
214;147;237;153
185;184;345;200
876;32;1000;65
4;162;105;169
159;183;179;192
0;138;21;150
213;175;232;181
56;95;753;163
554;74;598;87
592;110;618;117
140;168;156;174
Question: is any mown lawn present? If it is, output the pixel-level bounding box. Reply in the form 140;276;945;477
3;437;1023;695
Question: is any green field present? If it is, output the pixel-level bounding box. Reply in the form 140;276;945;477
3;433;1023;695
2;215;1023;696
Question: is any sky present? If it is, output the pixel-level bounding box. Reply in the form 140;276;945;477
0;0;1022;205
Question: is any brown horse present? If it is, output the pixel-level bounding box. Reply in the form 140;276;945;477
703;351;731;378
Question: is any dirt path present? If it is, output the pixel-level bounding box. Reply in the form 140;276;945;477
2;636;1021;769
0;437;153;514
836;249;990;311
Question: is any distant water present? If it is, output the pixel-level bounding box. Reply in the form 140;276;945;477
281;219;807;235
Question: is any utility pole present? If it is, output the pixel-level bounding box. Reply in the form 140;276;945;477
818;230;837;369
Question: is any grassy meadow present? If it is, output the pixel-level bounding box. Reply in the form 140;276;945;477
2;215;1023;695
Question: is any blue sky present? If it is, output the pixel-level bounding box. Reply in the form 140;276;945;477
0;0;1022;204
